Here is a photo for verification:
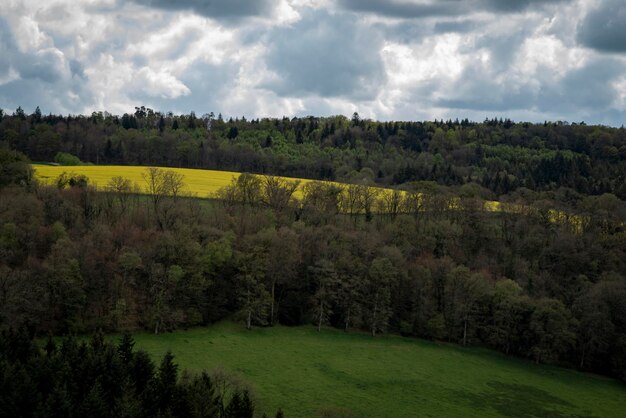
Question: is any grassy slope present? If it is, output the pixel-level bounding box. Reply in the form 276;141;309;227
130;322;626;418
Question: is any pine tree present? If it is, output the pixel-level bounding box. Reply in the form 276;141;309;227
130;350;155;395
118;333;135;365
157;351;178;412
33;106;42;123
225;391;242;417
186;372;219;418
79;382;109;418
158;115;165;133
240;390;254;418
14;106;25;119
44;335;57;356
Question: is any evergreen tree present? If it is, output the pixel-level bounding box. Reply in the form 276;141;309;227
33;106;42;123
118;333;135;365
225;391;241;417
79;382;109;418
240;390;254;418
159;115;166;133
156;351;178;413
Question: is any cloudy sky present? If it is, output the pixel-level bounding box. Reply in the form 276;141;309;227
0;0;625;125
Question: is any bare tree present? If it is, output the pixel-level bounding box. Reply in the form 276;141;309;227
261;175;300;216
310;259;338;332
142;167;186;229
300;181;343;220
378;189;403;220
236;173;262;206
340;183;361;220
356;183;380;222
105;175;137;216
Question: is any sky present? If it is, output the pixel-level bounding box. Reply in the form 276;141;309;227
0;0;625;125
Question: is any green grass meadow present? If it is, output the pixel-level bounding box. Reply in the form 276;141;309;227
126;322;626;417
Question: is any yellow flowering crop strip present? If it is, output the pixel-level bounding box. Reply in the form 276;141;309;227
33;164;393;201
33;164;583;231
34;164;241;197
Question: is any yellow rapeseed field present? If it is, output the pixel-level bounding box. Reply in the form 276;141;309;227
34;164;240;197
33;164;392;200
32;164;582;230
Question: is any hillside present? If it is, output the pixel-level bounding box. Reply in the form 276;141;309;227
1;148;625;383
1;122;626;415
132;322;626;417
3;113;625;202
32;163;583;228
3;1;626;416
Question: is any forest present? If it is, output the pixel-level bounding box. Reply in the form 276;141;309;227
0;327;270;417
1;106;625;199
0;107;625;399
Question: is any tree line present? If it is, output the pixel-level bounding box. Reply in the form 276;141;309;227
1;150;625;383
1;107;624;199
0;327;283;417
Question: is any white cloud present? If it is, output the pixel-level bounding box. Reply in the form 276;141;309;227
133;67;191;99
0;67;20;86
13;16;52;51
615;75;626;108
0;0;624;125
515;35;587;79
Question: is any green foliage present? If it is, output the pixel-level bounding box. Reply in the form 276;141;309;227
55;171;89;188
54;152;82;166
0;330;270;418
530;298;577;364
5;110;624;198
0;148;32;188
0;120;625;388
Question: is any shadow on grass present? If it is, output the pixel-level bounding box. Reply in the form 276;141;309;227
455;381;598;418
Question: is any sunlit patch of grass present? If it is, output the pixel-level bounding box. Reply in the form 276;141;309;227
128;322;626;418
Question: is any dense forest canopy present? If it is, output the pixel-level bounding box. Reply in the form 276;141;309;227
0;107;625;387
1;106;625;199
0;328;265;417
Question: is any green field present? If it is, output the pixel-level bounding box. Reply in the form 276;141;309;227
128;322;626;418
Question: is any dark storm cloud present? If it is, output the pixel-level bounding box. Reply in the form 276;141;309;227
433;20;478;34
338;0;566;18
577;0;626;53
338;0;463;18
380;17;478;45
435;65;535;112
376;20;429;44
538;58;624;111
0;76;92;116
263;10;386;100
129;60;237;114
127;0;274;19
0;18;63;84
0;18;15;74
69;60;85;79
482;0;565;13
435;57;625;117
2;0;625;126
0;17;93;113
471;29;532;73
